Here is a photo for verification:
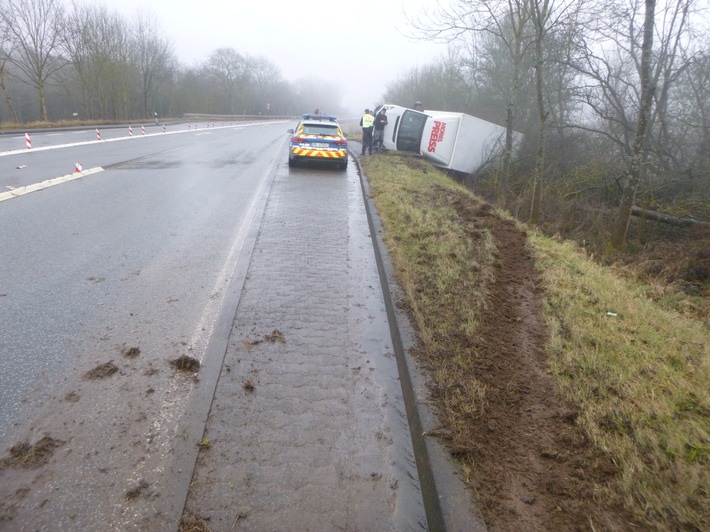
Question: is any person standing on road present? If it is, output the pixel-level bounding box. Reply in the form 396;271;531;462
360;109;375;155
373;108;388;153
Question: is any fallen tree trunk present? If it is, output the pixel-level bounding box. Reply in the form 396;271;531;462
632;206;710;228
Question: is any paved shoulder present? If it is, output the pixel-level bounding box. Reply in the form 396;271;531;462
184;162;427;531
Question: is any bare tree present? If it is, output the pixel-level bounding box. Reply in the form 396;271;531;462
610;0;656;250
0;15;19;122
133;11;174;119
526;0;585;224
643;0;695;172
247;55;282;114
382;56;473;115
680;48;710;170
63;3;140;120
0;0;65;121
409;0;533;185
206;48;250;115
570;0;697;163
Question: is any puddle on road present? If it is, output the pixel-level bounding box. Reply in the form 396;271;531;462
114;160;182;170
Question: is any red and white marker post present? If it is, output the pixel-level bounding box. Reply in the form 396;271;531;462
142;125;146;135
96;129;101;141
129;126;133;137
25;133;31;149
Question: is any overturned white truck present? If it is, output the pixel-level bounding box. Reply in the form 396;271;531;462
377;104;522;174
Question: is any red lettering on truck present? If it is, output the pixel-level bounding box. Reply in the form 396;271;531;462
427;121;446;152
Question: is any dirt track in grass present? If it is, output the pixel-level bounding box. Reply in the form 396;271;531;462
420;187;638;530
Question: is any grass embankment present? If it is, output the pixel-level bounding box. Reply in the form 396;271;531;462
537;235;708;527
360;151;709;530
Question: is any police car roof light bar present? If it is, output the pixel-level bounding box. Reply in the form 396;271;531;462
301;114;337;121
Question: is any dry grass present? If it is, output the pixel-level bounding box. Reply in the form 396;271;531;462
362;153;500;443
264;330;286;343
363;153;490;343
179;510;212;532
169;355;201;372
0;437;63;468
533;234;709;528
83;361;119;380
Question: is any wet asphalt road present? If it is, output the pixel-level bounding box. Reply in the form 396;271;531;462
0;123;430;530
0;122;284;447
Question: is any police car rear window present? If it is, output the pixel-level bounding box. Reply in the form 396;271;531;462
303;125;340;136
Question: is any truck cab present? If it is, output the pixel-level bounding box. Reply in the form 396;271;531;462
378;105;427;154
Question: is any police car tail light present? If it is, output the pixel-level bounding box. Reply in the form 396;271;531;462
334;139;347;146
292;136;307;143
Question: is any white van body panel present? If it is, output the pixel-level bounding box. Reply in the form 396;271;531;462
378;104;522;174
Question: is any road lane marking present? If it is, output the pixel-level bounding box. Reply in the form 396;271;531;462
0;121;289;158
0;167;104;202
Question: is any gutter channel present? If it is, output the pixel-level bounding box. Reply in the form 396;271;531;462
354;150;487;532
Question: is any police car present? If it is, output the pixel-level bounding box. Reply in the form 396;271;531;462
287;114;348;170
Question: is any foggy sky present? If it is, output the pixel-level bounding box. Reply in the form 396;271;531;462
99;0;448;115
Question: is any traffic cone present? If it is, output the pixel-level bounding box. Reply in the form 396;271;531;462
75;163;83;173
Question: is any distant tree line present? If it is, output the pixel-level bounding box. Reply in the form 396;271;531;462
0;0;344;124
388;0;709;250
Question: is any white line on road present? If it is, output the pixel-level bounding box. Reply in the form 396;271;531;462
0;121;289;158
0;167;104;202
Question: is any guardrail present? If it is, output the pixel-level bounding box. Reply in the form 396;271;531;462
183;113;298;121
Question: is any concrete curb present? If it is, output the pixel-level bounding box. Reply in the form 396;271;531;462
353;148;487;532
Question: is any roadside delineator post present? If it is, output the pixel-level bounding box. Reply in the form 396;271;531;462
129;125;133;137
96;129;101;141
25;133;31;149
163;124;166;133
142;125;146;135
75;163;82;173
